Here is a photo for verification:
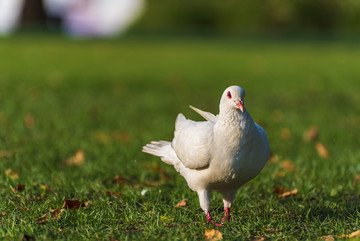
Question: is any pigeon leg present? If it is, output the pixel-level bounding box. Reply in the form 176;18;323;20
223;207;230;221
198;189;213;225
215;190;236;225
205;211;215;224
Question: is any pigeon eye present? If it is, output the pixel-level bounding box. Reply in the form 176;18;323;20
227;91;232;99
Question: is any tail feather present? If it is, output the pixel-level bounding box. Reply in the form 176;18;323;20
142;141;177;165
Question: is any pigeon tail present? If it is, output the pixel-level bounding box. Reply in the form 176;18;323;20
142;141;178;166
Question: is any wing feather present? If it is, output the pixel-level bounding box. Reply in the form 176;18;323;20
189;105;217;121
172;114;213;169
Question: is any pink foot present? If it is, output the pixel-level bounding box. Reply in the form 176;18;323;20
204;208;231;226
204;211;215;225
223;207;230;221
215;208;231;226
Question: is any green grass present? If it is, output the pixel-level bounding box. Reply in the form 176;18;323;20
0;35;359;240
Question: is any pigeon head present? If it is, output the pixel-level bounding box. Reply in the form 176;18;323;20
220;86;245;113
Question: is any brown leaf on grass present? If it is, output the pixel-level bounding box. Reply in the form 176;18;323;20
280;128;291;140
94;131;110;144
94;131;131;144
320;235;334;241
250;238;265;241
5;169;19;180
337;229;360;239
12;184;25;192
106;191;123;198
62;199;85;210
112;175;129;186
132;184;141;189
38;208;64;223
281;160;296;173
205;229;223;241
353;174;360;186
274;187;298;198
24;113;35;129
303;125;319;142
64;150;85;166
22;234;35;241
41;184;55;193
0;150;13;159
111;131;130;143
268;153;278;163
315;142;330;158
348;229;360;238
272;170;286;178
175;199;188;208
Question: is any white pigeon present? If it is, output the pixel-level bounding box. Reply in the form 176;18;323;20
142;86;270;225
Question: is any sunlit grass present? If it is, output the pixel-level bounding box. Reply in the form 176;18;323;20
0;35;359;240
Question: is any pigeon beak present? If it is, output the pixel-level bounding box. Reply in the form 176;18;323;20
235;100;244;112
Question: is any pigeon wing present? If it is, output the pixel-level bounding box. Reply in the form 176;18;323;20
172;114;213;169
189;105;217;121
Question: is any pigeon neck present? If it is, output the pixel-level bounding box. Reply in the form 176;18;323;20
218;107;248;129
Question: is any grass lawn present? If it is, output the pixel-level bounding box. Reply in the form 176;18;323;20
0;35;359;240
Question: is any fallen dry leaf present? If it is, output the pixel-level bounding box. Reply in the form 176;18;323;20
132;184;141;189
280;128;291;140
315;142;330;158
112;175;129;186
94;131;110;144
272;170;286;178
22;233;35;241
281;160;296;173
38;208;64;223
5;169;19;180
12;184;25;192
274;187;298;198
106;191;123;198
94;131;131;144
320;235;334;241
111;131;130;143
175;199;188;208
268;153;278;163
20;204;29;212
64;150;85;166
250;238;265;241
0;150;13;159
353;174;360;186
348;229;360;238
337;229;360;239
205;229;223;241
41;184;55;193
303;126;319;142
24;113;35;129
62;199;85;210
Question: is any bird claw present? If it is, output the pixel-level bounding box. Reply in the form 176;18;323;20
204;211;215;225
204;210;230;226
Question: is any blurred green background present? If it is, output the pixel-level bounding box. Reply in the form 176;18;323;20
135;0;360;36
